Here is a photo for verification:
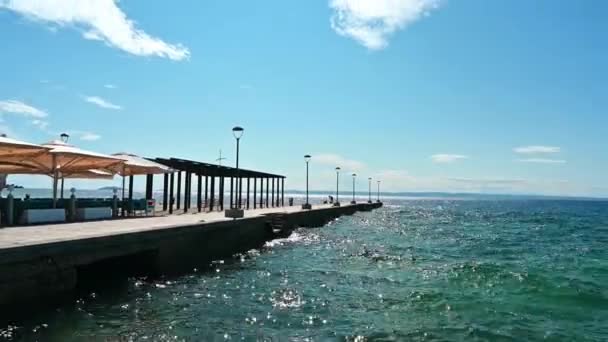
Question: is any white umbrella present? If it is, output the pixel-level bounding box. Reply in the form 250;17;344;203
107;153;172;206
37;140;123;206
59;169;115;198
109;153;172;176
0;135;51;190
63;169;115;179
0;136;50;173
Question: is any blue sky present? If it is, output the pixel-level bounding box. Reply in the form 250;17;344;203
0;0;606;197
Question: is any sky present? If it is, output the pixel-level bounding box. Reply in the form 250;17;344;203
0;0;606;197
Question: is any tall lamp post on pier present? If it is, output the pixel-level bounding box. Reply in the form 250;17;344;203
59;133;69;199
350;173;357;204
368;177;372;203
377;180;381;203
302;155;312;210
334;167;341;207
225;126;245;218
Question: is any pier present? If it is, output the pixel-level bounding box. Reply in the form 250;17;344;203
0;202;382;307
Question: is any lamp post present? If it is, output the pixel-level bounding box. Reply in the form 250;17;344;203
377;180;381;203
59;133;69;199
233;126;243;208
302;155;312;209
350;173;357;204
368;177;372;203
225;126;245;219
333;167;341;207
60;133;69;143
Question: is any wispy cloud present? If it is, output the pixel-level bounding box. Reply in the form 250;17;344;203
84;96;122;110
79;132;101;141
430;154;468;163
329;0;440;50
315;153;365;171
0;100;48;118
514;145;560;154
0;0;190;60
31;119;49;130
104;84;117;89
517;158;566;164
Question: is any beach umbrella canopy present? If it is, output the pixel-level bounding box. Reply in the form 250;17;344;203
0;136;49;157
62;169;115;180
28;139;124;206
0;136;50;174
109;153;172;176
107;153;172;205
39;140;124;173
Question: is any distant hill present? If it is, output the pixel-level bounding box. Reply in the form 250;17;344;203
98;186;119;191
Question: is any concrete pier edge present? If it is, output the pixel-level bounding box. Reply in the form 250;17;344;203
0;202;382;308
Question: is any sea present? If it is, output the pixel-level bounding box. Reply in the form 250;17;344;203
1;195;607;341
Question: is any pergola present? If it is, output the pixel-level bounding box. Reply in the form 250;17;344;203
149;157;286;214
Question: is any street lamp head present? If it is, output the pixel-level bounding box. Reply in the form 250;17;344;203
60;133;70;143
335;167;341;172
352;173;356;177
232;126;244;139
368;177;372;181
304;154;311;163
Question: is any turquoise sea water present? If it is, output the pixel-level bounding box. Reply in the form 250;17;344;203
1;199;607;341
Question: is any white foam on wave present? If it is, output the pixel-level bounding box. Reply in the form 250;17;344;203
264;231;319;248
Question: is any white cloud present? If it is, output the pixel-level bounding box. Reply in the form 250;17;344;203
0;0;190;60
79;132;101;141
430;154;468;163
517;158;566;164
31;119;49;130
104;84;116;89
329;0;440;50
513;145;560;154
314;153;365;171
84;96;122;110
0;100;48;118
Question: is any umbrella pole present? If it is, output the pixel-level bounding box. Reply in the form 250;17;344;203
52;155;58;208
60;178;64;199
122;175;126;217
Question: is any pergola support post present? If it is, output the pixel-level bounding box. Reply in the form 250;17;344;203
266;177;269;208
197;174;202;212
169;173;174;214
176;172;182;209
209;176;215;211
204;176;209;212
183;172;190;213
163;173;169;211
220;177;225;211
145;174;153;200
282;178;285;206
246;177;250;209
271;178;275;207
128;175;134;215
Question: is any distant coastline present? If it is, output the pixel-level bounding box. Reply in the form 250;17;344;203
1;184;23;189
